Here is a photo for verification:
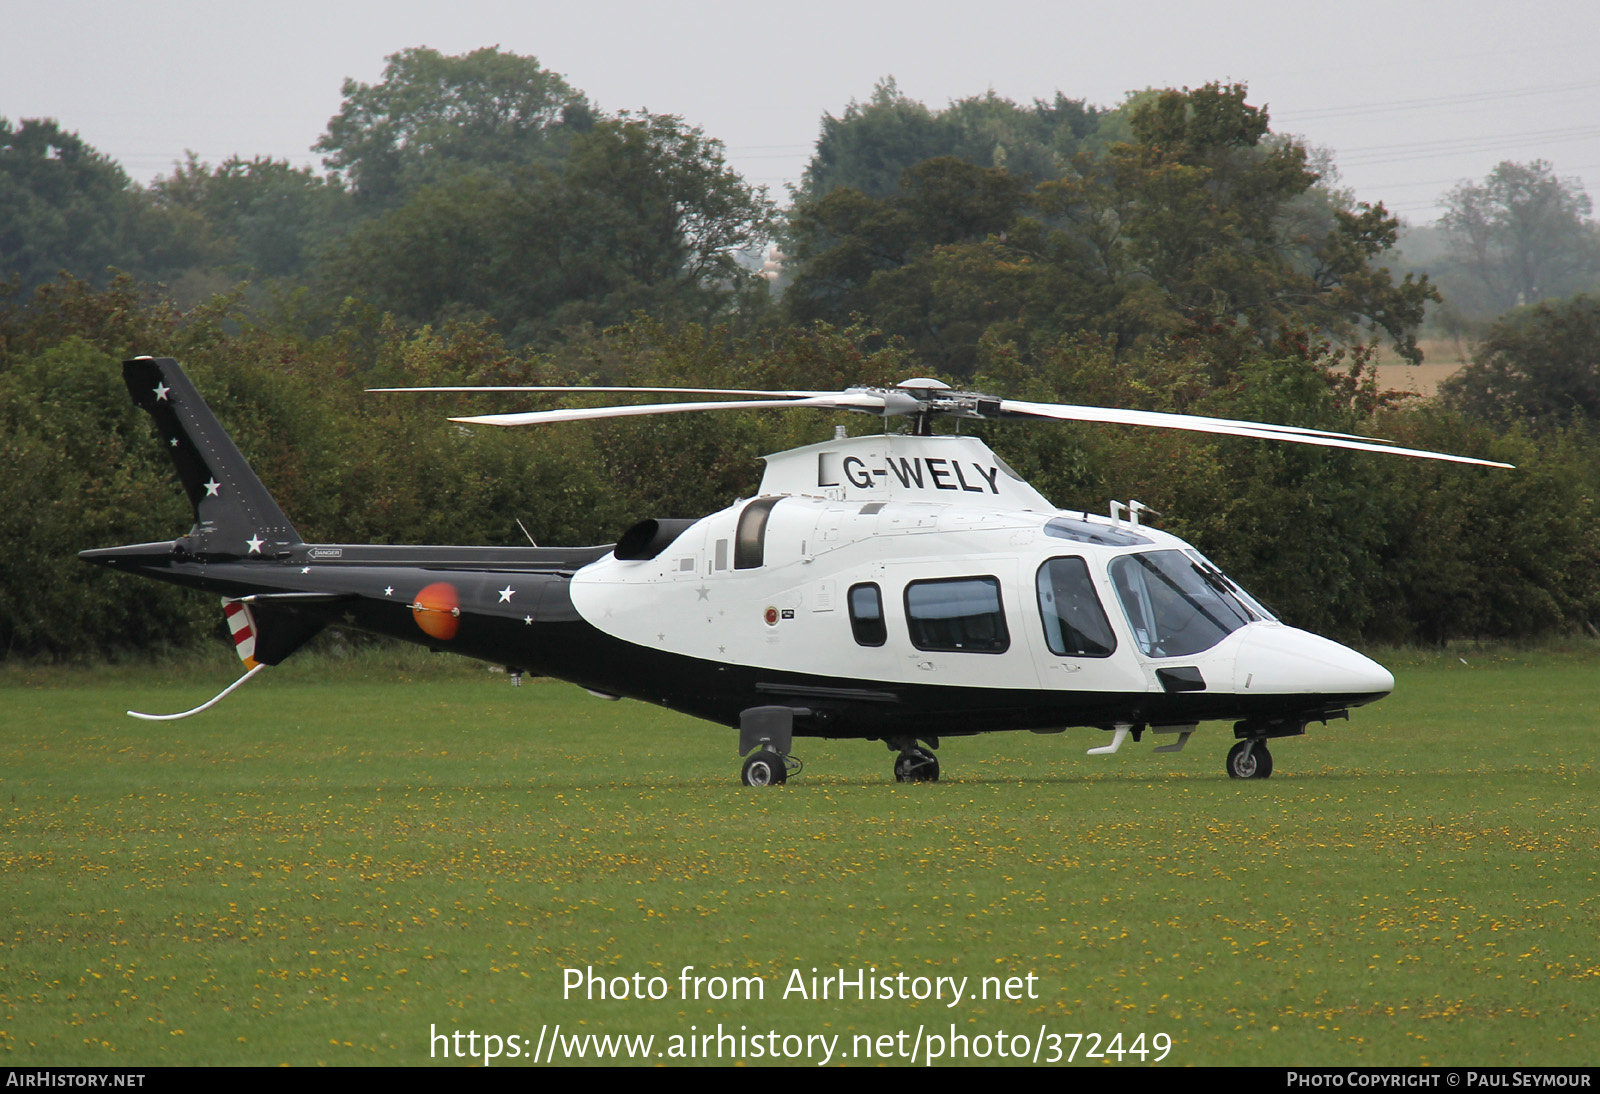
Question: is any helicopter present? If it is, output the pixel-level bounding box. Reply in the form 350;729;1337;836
82;357;1510;786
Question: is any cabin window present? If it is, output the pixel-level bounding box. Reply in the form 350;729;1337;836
847;583;887;647
1109;550;1255;658
1035;557;1116;657
904;577;1009;653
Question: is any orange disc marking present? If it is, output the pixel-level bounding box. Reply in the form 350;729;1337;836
412;581;461;640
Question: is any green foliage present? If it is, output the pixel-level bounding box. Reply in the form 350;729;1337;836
1367;417;1600;644
314;46;593;209
2;50;773;340
545;320;910;519
798;78;1103;202
0;336;206;657
147;155;353;282
1085;87;1434;361
0;118;139;294
1439;294;1600;423
323;115;774;345
1;273;186;361
0;119;236;298
786;83;1436;378
785;157;1038;373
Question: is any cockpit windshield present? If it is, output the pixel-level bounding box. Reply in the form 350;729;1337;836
1184;549;1276;623
1108;549;1270;658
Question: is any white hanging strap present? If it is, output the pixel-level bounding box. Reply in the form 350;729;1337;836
127;663;267;721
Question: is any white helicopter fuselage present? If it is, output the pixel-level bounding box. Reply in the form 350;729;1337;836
570;433;1394;755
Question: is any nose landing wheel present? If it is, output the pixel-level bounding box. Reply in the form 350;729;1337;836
1226;739;1273;779
893;747;940;783
742;749;787;786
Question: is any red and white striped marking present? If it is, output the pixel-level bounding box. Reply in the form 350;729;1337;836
221;599;259;668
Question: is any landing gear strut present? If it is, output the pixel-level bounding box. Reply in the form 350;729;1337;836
1226;739;1273;780
738;706;804;787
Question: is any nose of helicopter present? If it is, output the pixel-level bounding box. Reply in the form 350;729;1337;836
1232;625;1394;700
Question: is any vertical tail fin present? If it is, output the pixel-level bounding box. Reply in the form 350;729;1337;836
124;356;301;559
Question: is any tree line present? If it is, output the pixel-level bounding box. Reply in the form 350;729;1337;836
4;49;1600;659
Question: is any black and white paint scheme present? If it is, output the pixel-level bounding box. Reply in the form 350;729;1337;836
84;359;1510;786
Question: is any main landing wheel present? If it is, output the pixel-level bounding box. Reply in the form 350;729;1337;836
741;749;787;787
1226;740;1273;780
894;747;940;784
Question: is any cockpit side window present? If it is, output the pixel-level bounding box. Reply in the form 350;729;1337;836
847;583;887;647
1109;550;1255;657
1035;557;1116;657
904;576;1009;653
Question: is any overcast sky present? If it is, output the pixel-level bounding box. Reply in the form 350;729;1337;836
3;0;1598;224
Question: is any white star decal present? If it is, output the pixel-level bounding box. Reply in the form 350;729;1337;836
498;585;516;603
169;437;179;447
246;534;264;554
384;586;394;597
204;479;220;497
524;616;533;625
300;567;310;574
153;382;170;401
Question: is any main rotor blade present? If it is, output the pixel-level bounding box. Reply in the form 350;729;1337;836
1000;399;1387;443
451;393;887;427
371;384;838;398
999;400;1514;468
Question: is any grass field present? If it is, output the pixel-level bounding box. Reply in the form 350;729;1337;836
2;643;1596;1067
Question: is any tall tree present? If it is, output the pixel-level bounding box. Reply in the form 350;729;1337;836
314;46;594;208
784;84;1436;377
0;118;222;295
0;118;137;293
785;157;1038;374
148;155;352;279
324;114;773;344
799;79;960;202
1065;84;1435;360
798;79;1103;203
1439;160;1600;314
